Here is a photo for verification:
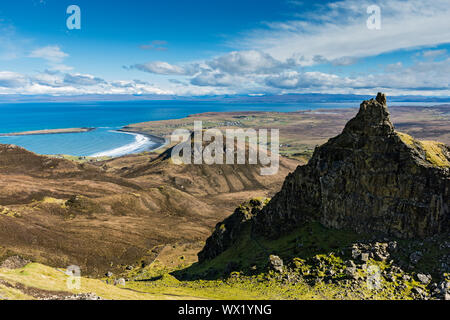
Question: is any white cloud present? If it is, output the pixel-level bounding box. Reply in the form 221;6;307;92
376;57;450;90
207;50;297;75
0;71;27;88
125;0;450;95
264;57;450;94
190;70;236;87
131;61;194;75
422;49;447;58
2;0;450;96
63;73;106;86
140;40;168;51
241;0;450;64
49;64;74;72
29;45;68;63
265;71;350;90
0;69;175;95
31;71;65;88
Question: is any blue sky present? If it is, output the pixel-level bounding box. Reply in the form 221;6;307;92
0;0;449;96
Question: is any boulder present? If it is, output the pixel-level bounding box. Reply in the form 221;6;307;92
268;255;284;273
416;273;431;285
114;278;126;286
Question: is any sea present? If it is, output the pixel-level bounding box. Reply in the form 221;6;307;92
0;100;444;157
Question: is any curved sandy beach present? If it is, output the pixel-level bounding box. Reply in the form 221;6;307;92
89;130;166;157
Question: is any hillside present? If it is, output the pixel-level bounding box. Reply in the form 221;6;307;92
0;142;298;276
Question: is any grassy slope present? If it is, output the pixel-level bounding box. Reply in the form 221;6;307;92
0;261;332;300
0;213;446;300
397;131;450;167
0;263;202;300
167;221;444;300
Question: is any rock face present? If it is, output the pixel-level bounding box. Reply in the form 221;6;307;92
0;256;30;269
199;93;449;262
198;198;267;262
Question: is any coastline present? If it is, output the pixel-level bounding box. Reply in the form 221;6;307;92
0;125;168;158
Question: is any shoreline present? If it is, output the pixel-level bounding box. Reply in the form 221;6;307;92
118;128;167;146
88;129;168;158
0;127;95;137
48;130;169;161
118;128;169;153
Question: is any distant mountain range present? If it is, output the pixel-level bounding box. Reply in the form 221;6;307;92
1;93;450;103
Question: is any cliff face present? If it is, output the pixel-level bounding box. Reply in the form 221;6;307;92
199;93;449;262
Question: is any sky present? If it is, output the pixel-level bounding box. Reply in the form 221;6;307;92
0;0;449;97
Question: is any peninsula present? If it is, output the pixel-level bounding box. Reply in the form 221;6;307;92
0;127;95;137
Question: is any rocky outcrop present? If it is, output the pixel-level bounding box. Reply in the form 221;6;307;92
0;256;30;269
199;93;449;262
198;198;268;262
255;93;449;239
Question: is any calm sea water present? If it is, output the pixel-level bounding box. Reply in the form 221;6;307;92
0;100;442;157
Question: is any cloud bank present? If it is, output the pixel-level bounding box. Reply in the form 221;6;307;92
1;0;450;96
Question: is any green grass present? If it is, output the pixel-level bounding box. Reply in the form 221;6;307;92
397;131;415;147
125;273;328;300
0;263;214;300
164;221;440;300
0;206;21;218
420;140;450;167
397;131;449;168
184;222;369;278
0;284;35;300
0;263;166;300
123;259;425;300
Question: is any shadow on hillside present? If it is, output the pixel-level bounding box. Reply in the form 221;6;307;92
171;222;447;282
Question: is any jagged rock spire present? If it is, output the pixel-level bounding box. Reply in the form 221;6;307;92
375;92;387;105
343;92;394;136
254;93;448;240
